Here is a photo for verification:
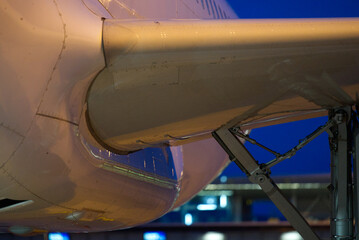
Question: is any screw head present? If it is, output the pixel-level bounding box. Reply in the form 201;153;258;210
258;176;265;183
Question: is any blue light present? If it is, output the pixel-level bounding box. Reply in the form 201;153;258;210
220;194;227;208
197;204;218;211
280;231;303;240
184;213;193;226
48;233;70;240
143;231;166;240
220;175;227;183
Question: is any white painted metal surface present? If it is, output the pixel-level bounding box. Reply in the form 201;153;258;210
88;18;359;151
0;0;358;234
0;0;233;233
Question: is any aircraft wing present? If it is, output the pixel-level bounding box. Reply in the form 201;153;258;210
86;18;359;152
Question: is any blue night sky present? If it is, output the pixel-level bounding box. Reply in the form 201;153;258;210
227;0;359;18
221;0;359;177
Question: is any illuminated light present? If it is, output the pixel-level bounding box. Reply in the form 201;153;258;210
202;232;225;240
280;231;303;240
48;233;70;240
197;204;217;211
206;197;216;204
143;232;166;240
220;175;227;183
184;213;193;226
219;194;227;208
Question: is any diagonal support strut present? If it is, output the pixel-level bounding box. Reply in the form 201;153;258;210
213;107;359;240
213;128;321;240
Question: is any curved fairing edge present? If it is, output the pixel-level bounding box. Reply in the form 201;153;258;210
87;18;359;152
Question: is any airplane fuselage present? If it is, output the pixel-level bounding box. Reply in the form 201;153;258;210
1;0;359;235
0;0;234;233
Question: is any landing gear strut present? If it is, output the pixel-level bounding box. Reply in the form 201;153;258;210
213;107;359;240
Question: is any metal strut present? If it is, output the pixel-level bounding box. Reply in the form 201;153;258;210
328;108;354;240
213;107;359;240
